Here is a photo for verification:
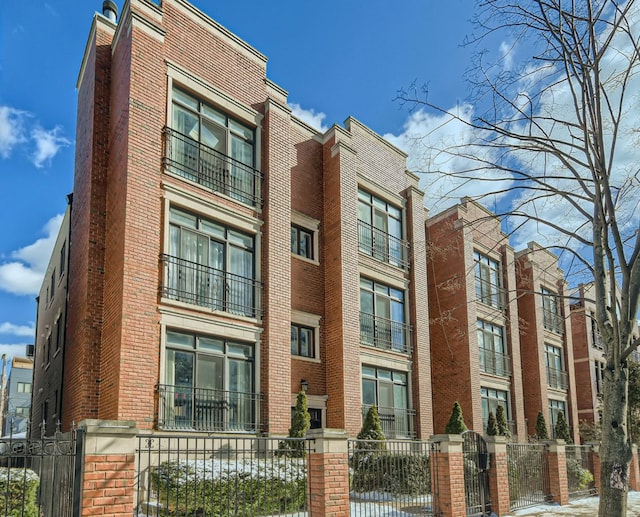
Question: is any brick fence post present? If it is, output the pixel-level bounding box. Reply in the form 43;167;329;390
486;435;510;516
545;439;569;505
307;428;350;517
79;419;138;516
586;442;601;493
430;434;466;517
629;444;640;491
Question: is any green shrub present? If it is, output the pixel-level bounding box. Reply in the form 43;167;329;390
445;402;467;434
535;411;549;440
496;405;511;438
351;453;431;496
486;411;498;436
566;458;594;490
0;468;39;517
278;391;311;457
554;411;572;443
358;405;386;442
150;459;307;516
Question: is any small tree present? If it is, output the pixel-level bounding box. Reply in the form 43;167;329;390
495;405;511;438
535;411;549;440
279;391;310;457
445;401;468;434
554;411;573;444
486;411;498;436
358;405;386;443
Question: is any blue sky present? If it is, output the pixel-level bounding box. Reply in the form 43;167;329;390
0;0;479;359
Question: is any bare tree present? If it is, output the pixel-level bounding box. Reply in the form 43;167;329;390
399;1;640;514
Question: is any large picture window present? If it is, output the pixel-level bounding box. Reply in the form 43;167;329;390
549;399;567;437
167;86;259;206
481;387;510;431
542;287;563;334
474;251;503;309
545;344;568;389
161;330;258;432
357;189;408;268
163;207;259;317
477;320;510;377
362;366;414;438
359;278;409;353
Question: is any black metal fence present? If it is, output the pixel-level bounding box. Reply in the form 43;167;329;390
357;219;410;269
135;434;313;516
0;428;82;517
462;431;491;516
565;445;597;500
507;442;551;511
348;439;440;516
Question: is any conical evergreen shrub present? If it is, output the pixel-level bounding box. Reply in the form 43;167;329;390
486;411;498;436
554;411;573;443
535;411;549;440
496;405;512;438
445;401;468;434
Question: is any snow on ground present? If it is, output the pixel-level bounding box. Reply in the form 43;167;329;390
507;491;640;516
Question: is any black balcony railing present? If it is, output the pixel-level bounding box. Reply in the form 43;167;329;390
475;278;507;310
157;384;262;433
546;366;569;390
357;220;410;269
163;127;263;207
361;405;416;439
543;309;564;334
359;312;412;354
479;348;511;377
161;254;262;318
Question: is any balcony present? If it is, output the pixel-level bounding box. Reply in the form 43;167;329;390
479;348;511;377
358;220;410;269
158;384;262;433
161;254;262;318
362;405;416;439
475;278;507;310
360;312;412;354
163;127;263;208
543;309;564;334
547;367;569;390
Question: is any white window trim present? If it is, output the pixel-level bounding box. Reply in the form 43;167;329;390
291;310;321;363
291;211;320;265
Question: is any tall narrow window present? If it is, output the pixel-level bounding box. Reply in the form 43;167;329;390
477;320;510;377
164;207;258;317
481;387;510;431
168;86;259;206
542;287;563;334
474;251;503;309
59;242;66;277
357;189;407;268
291;324;315;358
360;278;409;353
291;225;314;259
548;399;567;436
545;344;568;389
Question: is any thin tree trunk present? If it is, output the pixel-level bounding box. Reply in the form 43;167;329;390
599;363;632;516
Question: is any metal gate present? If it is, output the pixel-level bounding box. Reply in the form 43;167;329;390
462;430;491;516
0;428;83;517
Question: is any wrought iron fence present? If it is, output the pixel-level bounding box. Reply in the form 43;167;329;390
357;219;410;269
160;254;262;318
359;312;412;354
546;366;569;390
478;348;512;377
360;405;416;439
507;442;551;511
543;309;564;334
348;439;440;516
0;427;82;517
163;127;262;207
565;445;596;500
157;384;263;433
135;434;313;516
462;431;491;516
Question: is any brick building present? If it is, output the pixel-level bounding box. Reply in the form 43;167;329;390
31;0;433;440
426;198;527;437
515;242;580;443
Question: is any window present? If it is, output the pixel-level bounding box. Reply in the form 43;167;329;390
542;287;563;334
474;251;503;309
50;270;56;300
59;242;66;277
169;86;259;206
17;382;31;394
56;314;64;352
477;320;510;377
291;407;322;429
162;330;257;432
545;344;568;389
359;278;409;353
362;366;413;438
357;189;407;268
164;207;258;317
46;334;52;364
595;360;606;395
15;407;29;417
481;387;510;430
591;315;603;349
291;324;315;358
549;399;567;436
291;225;314;259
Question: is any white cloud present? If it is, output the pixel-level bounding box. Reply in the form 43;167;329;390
0;323;34;337
31;126;71;168
289;103;329;132
0;106;27;158
0;344;31;361
499;40;515;71
0;214;63;296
